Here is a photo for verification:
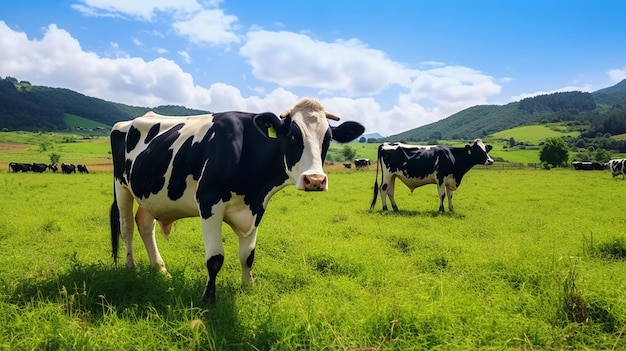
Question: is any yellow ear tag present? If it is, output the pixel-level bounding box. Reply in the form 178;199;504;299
268;126;277;138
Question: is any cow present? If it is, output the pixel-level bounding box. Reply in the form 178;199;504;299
370;139;494;212
61;163;76;174
48;164;59;172
77;164;89;174
9;162;32;172
109;98;364;302
354;158;371;169
572;161;606;170
32;163;48;173
606;159;626;179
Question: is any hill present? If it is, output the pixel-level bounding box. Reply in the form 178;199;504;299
0;76;209;131
386;79;626;142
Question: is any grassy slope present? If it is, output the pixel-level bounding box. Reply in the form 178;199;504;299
0;169;625;350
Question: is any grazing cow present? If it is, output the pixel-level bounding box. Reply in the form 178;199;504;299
110;98;364;301
48;164;59;172
370;139;494;212
606;159;626;179
354;158;371;169
9;162;32;172
61;163;76;174
572;161;606;170
32;163;48;173
77;164;89;174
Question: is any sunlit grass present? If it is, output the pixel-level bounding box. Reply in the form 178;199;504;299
1;168;625;349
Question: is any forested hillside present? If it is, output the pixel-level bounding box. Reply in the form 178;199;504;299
0;76;209;131
387;80;626;142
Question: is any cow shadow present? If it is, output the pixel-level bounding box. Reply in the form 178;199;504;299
8;254;240;332
369;208;466;219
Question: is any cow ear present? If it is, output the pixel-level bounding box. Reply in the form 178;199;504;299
486;145;493;152
331;121;365;143
254;112;289;138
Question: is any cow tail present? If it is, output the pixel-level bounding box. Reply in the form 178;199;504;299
370;144;382;210
110;191;120;265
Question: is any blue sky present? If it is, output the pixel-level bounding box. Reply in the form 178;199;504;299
1;0;625;136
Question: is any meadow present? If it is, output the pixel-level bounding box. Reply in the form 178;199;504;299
1;163;626;350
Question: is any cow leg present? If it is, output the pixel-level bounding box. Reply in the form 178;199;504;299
201;215;225;302
238;230;258;284
437;183;446;212
446;188;454;212
115;186;137;269
135;207;167;274
382;178;399;211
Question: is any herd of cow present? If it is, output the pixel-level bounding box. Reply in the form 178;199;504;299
10;98;626;303
8;162;89;174
572;159;626;179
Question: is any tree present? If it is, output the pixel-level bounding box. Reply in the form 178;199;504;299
539;137;569;167
594;148;612;163
342;145;358;161
49;153;61;164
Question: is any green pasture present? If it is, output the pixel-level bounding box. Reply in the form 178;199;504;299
1;166;625;350
490;124;580;144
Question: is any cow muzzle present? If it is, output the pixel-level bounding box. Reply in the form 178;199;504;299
301;173;328;191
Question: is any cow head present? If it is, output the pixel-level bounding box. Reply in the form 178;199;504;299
258;98;364;191
467;139;494;165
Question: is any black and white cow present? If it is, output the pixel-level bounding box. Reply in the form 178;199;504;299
32;163;48;173
48;163;59;172
354;158;371;169
607;158;626;179
77;164;89;174
110;98;364;301
61;163;76;174
370;139;494;212
9;162;32;172
572;161;606;170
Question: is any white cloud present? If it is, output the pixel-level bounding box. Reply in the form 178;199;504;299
240;30;411;96
608;68;626;83
0;19;507;136
172;9;240;46
178;50;192;64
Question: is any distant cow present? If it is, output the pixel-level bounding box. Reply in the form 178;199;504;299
77;164;89;174
9;162;31;172
607;159;626;179
354;158;371;169
370;139;494;212
572;162;606;170
61;163;76;174
110;98;364;301
48;164;58;172
32;163;48;173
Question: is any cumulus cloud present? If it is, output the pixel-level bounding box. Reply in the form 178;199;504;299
608;68;626;83
0;14;505;136
172;9;240;46
240;31;411;96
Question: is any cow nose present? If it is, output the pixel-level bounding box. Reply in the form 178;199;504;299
485;159;494;165
303;174;327;191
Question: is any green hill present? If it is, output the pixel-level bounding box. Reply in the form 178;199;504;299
0;76;209;131
386;80;626;142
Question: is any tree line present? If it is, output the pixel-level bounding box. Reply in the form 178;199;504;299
0;76;209;131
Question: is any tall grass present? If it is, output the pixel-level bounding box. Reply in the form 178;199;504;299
0;168;625;349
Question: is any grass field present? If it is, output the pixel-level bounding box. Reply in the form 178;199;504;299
1;165;625;350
